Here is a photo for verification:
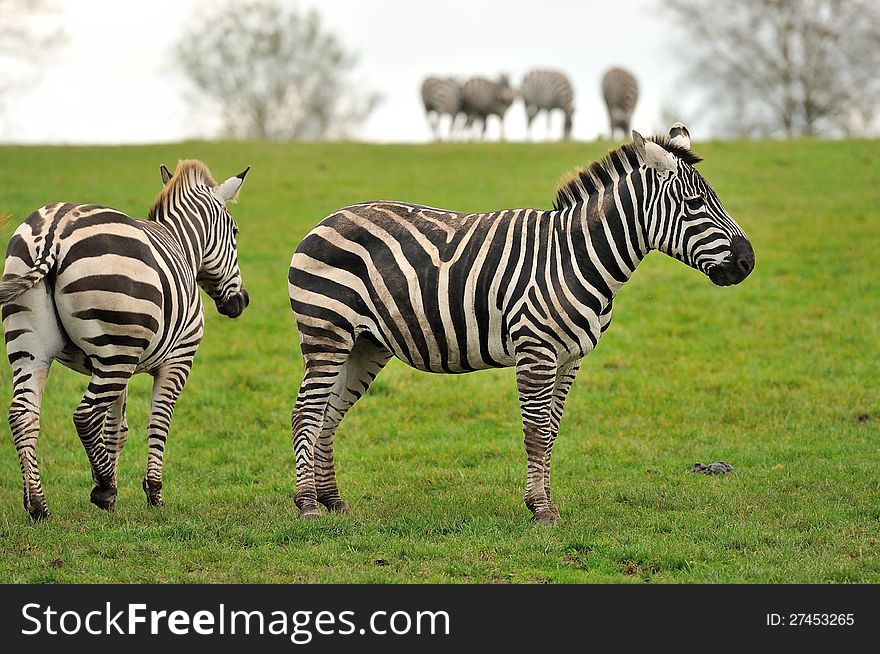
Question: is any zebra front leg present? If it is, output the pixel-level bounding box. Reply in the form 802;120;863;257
515;346;558;525
103;388;129;487
315;337;391;513
427;111;440;141
545;359;580;520
292;355;349;518
143;362;190;507
74;372;134;512
7;360;52;521
526;106;537;141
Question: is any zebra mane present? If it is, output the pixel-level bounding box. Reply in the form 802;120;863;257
553;137;703;210
148;160;218;220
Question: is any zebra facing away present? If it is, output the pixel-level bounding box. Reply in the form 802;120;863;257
460;75;516;141
602;67;639;140
521;69;575;140
421;76;463;141
288;122;755;524
0;160;250;520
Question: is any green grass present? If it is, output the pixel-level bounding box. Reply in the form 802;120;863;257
0;139;877;583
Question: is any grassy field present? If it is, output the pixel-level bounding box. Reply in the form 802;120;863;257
0;139;877;583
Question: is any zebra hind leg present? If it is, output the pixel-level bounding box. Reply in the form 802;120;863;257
7;359;53;521
103;388;129;489
292;341;354;519
73;369;136;512
315;335;391;513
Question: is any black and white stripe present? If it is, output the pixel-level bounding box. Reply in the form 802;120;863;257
460;75;516;140
0;160;249;520
602;67;639;139
421;76;463;141
288;123;754;524
521;69;575;140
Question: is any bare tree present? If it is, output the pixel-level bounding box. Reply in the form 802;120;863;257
663;0;880;137
173;0;380;141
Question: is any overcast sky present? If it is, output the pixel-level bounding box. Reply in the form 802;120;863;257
1;0;688;144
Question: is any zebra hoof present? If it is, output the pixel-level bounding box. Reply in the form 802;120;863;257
27;503;51;522
90;485;118;512
142;478;163;507
320;498;350;514
30;509;51;522
532;508;559;526
297;500;321;519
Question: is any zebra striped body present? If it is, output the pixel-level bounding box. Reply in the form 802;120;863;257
421;76;463;141
460;75;516;140
602;67;639;139
288;124;754;524
521;69;575;140
1;161;249;520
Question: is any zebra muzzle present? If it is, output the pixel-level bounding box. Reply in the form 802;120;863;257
216;288;249;318
708;236;755;287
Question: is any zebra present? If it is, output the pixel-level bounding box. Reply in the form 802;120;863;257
0;160;250;520
521;69;575;140
421;76;464;141
460;75;516;140
287;122;755;524
602;67;639;140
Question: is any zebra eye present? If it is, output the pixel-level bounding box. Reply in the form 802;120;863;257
684;194;705;209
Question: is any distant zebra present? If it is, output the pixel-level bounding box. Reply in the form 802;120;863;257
521;69;575;140
421;76;463;141
0;160;250;520
602;67;639;139
460;75;516;140
288;123;755;524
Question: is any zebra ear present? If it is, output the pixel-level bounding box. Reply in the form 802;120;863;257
160;164;173;185
632;130;677;173
217;166;250;203
669;122;691;149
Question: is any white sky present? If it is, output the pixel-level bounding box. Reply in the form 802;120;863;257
1;0;689;144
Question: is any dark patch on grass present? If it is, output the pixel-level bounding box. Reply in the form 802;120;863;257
620;559;662;578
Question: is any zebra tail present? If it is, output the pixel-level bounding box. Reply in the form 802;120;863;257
0;255;54;305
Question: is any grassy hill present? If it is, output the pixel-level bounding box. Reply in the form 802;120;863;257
0;139;877;582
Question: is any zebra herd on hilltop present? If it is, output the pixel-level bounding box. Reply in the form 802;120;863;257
422;67;638;141
1;123;754;525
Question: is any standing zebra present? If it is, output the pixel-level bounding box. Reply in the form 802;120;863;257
421;76;463;141
460;75;516;141
288;122;754;524
521;69;575;140
0;160;250;520
602;67;639;139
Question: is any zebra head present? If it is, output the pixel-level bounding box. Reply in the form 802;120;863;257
160;164;252;318
632;124;754;286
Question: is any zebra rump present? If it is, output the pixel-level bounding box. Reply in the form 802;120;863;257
602;67;639;139
421;76;463;140
521;69;574;139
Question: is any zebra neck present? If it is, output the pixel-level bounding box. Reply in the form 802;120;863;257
569;178;650;297
151;208;207;273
